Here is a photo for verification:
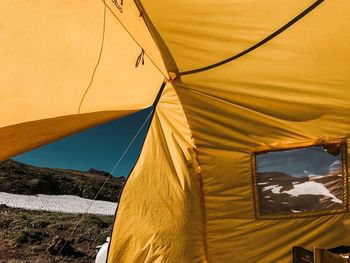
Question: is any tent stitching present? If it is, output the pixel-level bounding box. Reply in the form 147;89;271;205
196;154;210;262
133;0;179;76
170;82;210;262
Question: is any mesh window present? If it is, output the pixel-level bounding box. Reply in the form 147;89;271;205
255;145;345;216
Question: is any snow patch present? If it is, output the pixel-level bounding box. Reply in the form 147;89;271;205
308;174;322;179
258;182;269;185
283;182;342;204
262;181;342;204
262;185;279;192
271;186;283;194
329;160;341;172
0;192;117;215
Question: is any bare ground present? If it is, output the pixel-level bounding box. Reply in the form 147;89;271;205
0;205;114;263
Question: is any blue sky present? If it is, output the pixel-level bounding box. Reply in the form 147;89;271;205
256;146;341;178
14;107;153;177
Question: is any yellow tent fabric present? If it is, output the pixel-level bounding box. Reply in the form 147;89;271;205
108;83;206;262
1;0;350;262
0;0;165;158
109;0;350;262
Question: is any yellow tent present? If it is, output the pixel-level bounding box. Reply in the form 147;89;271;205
1;0;350;262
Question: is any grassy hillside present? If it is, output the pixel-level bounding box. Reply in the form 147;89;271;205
0;160;124;202
0;205;114;263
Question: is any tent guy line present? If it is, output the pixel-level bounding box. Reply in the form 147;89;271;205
77;0;107;114
100;0;169;80
79;0;170;114
104;80;166;260
178;0;324;76
56;108;154;258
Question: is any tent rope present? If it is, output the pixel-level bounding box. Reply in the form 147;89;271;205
99;0;169;80
78;0;169;113
56;107;154;258
179;0;324;76
77;0;107;114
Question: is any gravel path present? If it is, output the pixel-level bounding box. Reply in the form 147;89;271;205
0;192;117;215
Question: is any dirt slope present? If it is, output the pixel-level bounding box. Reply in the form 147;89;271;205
0;205;113;263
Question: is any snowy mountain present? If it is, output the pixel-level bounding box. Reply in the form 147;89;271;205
257;169;343;215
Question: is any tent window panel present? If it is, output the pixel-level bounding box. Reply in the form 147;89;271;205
255;144;346;217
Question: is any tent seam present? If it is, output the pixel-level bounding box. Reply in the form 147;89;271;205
170;85;210;262
133;0;179;77
197;161;210;263
100;0;169;80
131;1;209;260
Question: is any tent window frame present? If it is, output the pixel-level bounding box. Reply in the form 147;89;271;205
251;139;349;220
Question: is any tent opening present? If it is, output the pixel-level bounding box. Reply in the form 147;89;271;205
0;107;153;261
